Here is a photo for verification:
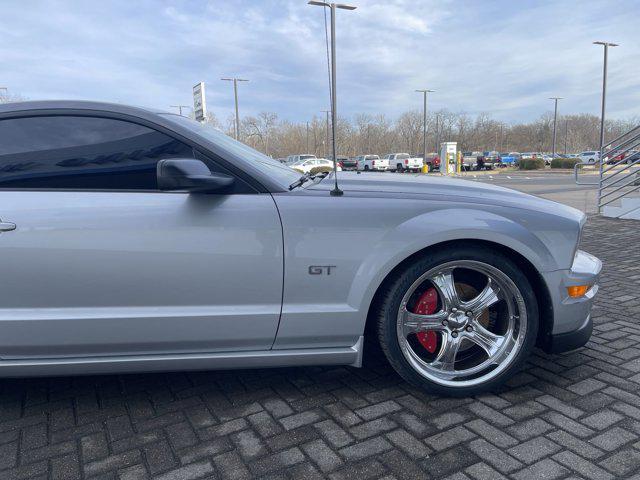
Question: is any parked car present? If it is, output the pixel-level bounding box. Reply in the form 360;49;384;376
625;150;640;164
336;156;357;171
292;158;342;174
605;151;640;165
356;154;388;171
422;154;441;172
482;151;500;169
462;151;482;171
385;153;422;173
577;151;600;164
0;101;602;396
286;154;316;165
499;152;520;166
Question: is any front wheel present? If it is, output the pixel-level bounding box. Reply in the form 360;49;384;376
375;246;538;396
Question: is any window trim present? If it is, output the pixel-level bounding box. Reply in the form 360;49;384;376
0;110;264;194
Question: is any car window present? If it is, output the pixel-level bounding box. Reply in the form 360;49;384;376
164;114;300;187
396;154;410;159
0;115;194;190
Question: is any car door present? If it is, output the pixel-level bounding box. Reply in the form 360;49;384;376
0;114;283;359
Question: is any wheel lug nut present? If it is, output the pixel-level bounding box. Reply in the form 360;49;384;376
451;308;457;312
466;311;473;316
442;320;448;326
466;326;473;332
451;331;458;338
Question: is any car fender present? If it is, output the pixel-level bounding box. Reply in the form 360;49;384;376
347;207;555;321
272;194;578;350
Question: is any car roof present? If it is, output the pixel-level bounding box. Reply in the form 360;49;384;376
0;100;168;116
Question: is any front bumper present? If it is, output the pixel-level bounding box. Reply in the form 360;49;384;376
541;250;602;353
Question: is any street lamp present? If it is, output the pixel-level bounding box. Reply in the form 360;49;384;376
170;105;190;116
320;109;331;158
415;89;435;167
593;41;618;211
549;97;563;158
434;113;440;155
309;1;357;196
221;77;249;140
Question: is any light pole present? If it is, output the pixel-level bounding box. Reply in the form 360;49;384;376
593;41;618;211
549;97;562;158
415;89;434;166
320;109;331;159
434;114;440;155
309;1;357;196
564;119;569;154
221;77;249;140
170;105;190;116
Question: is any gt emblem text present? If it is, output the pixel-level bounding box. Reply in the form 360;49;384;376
308;265;336;275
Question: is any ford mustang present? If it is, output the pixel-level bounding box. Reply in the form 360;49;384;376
0;101;601;396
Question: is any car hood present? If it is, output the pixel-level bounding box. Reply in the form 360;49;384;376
309;172;582;218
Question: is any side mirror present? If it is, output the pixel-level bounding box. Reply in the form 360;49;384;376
157;158;234;193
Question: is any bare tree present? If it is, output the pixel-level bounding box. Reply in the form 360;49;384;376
243;112;278;156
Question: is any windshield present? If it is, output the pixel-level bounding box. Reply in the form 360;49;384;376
299;155;316;160
162;114;300;186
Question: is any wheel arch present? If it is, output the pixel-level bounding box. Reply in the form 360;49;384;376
363;239;554;349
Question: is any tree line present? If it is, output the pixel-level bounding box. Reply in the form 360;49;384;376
226;110;638;159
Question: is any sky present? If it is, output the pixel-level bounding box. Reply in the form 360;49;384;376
1;0;639;125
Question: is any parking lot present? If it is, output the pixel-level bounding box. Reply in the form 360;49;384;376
1;175;639;480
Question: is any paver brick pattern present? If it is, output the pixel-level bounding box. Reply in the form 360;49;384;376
1;215;640;479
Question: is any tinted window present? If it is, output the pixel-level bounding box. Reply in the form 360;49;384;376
0;116;194;190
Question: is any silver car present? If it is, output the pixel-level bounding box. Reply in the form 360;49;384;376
0;101;601;396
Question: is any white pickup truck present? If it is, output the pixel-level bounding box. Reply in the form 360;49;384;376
385;153;423;173
356;154;389;171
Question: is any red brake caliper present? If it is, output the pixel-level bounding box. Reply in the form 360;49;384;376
414;287;438;353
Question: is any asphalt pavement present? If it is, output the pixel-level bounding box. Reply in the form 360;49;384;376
464;171;599;214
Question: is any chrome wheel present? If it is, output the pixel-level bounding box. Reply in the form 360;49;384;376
396;260;527;387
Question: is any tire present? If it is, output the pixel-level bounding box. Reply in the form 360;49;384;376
375;245;538;397
397;164;403;173
364;165;370;171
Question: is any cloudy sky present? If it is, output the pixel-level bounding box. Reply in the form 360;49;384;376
1;0;638;124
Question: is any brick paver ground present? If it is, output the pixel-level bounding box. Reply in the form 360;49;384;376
1;215;640;480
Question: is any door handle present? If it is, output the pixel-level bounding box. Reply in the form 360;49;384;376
0;221;16;232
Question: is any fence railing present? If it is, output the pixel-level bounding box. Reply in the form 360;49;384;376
575;124;640;213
